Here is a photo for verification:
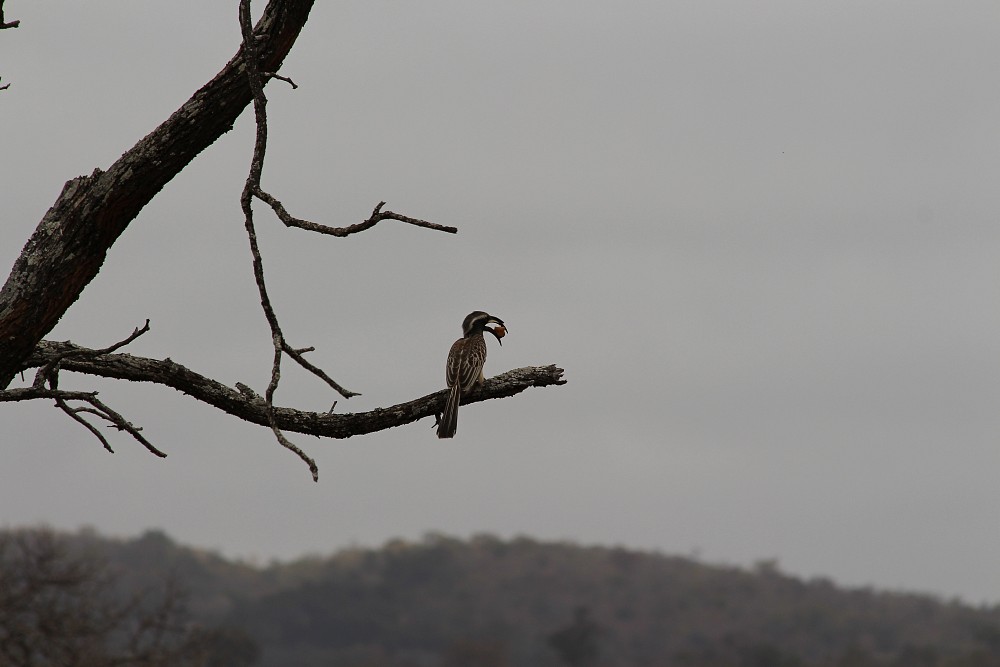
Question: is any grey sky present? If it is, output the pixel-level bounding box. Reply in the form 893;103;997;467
2;1;1000;603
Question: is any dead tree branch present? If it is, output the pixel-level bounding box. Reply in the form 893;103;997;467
0;0;17;92
0;0;316;387
255;192;459;236
263;72;297;88
0;386;165;458
0;0;568;478
236;0;457;478
3;320;165;457
18;341;566;439
238;0;344;479
0;0;19;30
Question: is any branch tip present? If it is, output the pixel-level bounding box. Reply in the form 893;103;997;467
263;72;298;89
0;0;19;31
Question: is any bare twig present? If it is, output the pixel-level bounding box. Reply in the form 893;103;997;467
230;379;338;484
263;71;297;88
84;393;164;456
0;0;15;92
254;190;459;236
53;395;115;453
238;0;324;480
92;319;151;355
16;321;163;457
34;319;151;387
0;0;19;29
0;385;166;458
235;0;458;479
281;340;358;398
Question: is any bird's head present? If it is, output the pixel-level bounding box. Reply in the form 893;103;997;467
462;311;507;345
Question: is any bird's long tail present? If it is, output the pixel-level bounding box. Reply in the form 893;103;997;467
437;383;461;438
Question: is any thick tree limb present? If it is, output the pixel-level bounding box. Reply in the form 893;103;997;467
0;0;315;387
19;341;566;438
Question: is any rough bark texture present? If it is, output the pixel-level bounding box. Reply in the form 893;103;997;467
1;1;567;465
21;341;566;438
0;0;315;388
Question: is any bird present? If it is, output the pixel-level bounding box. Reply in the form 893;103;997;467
437;311;506;438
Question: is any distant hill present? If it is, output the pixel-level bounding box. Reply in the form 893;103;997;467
18;528;1000;666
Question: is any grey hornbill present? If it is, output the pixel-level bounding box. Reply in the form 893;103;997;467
437;311;506;438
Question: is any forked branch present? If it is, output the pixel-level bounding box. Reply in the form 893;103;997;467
254;193;458;236
236;0;458;479
2;321;165;457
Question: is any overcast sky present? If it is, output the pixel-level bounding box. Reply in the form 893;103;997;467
2;1;1000;604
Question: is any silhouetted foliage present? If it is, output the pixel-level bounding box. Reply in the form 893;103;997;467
0;527;257;667
8;528;1000;667
547;607;602;666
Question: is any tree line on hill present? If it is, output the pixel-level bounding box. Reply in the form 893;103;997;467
2;527;999;666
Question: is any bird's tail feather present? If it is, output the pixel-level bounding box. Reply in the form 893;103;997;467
437;384;461;438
